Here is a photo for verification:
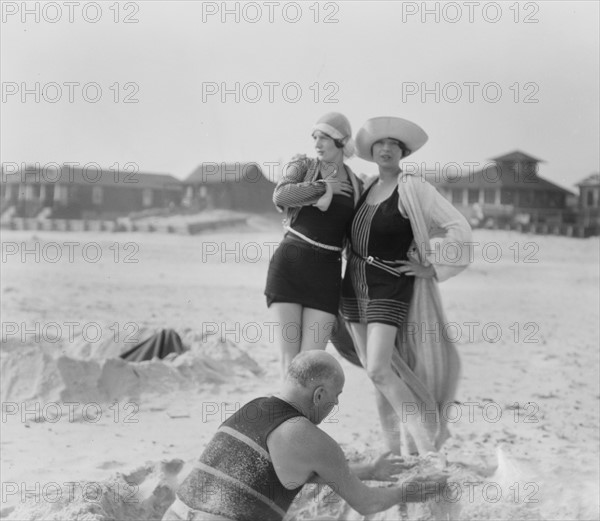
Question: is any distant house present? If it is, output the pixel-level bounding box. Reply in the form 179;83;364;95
1;164;183;219
434;151;576;225
576;173;600;228
184;162;276;212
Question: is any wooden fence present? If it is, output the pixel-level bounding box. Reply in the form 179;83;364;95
0;217;248;235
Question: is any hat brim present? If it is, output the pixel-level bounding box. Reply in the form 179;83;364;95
355;117;428;162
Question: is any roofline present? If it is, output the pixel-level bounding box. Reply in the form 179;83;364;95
1;164;183;186
186;161;263;174
489;150;546;163
436;168;576;195
575;174;600;187
185;161;271;184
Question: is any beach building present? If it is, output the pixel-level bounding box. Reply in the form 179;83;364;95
184;162;275;212
0;163;184;220
434;151;576;226
576;173;600;229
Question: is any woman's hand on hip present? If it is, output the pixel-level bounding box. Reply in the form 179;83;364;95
385;260;436;278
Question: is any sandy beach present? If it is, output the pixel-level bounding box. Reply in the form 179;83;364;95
1;220;599;520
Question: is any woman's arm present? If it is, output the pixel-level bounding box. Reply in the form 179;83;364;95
273;158;327;209
424;183;473;282
390;176;472;281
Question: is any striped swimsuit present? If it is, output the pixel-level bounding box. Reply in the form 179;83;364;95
342;185;415;327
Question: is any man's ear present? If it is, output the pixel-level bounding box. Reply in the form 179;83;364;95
313;385;325;405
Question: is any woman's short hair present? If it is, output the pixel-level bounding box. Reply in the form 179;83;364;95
371;138;410;158
312;130;346;150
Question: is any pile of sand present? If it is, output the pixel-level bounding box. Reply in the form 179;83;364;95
3;459;184;521
0;332;264;408
287;445;599;521
60;326;156;361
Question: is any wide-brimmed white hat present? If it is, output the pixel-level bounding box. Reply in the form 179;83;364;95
355;117;428;161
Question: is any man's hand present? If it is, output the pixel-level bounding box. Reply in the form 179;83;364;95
400;472;449;503
370;452;416;482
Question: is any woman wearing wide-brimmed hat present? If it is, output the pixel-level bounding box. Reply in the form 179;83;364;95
265;112;363;375
334;116;472;457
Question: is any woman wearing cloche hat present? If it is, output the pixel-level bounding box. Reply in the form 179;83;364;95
265;112;363;376
332;116;473;459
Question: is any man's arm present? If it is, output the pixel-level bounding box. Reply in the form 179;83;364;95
268;419;445;516
348;452;414;481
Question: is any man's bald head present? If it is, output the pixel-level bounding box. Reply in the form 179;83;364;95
286;351;345;389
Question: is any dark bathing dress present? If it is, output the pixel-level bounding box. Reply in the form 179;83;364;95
265;175;354;316
341;184;415;327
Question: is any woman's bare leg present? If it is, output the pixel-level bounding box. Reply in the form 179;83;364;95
435;343;461;449
300;308;337;351
348;322;368;366
269;302;303;377
350;323;403;455
365;323;437;455
374;389;402;455
401;425;419;456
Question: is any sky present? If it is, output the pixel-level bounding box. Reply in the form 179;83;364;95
2;0;599;191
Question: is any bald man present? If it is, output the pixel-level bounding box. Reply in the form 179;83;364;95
162;351;447;521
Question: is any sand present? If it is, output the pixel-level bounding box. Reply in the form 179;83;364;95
1;220;599;520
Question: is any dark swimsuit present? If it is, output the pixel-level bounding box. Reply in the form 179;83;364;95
265;176;354;315
341;184;415;327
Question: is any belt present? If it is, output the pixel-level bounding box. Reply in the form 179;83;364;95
170;496;236;521
351;249;401;278
284;226;343;252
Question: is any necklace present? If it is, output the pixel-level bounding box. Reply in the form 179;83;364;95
322;163;348;181
320;163;338;179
